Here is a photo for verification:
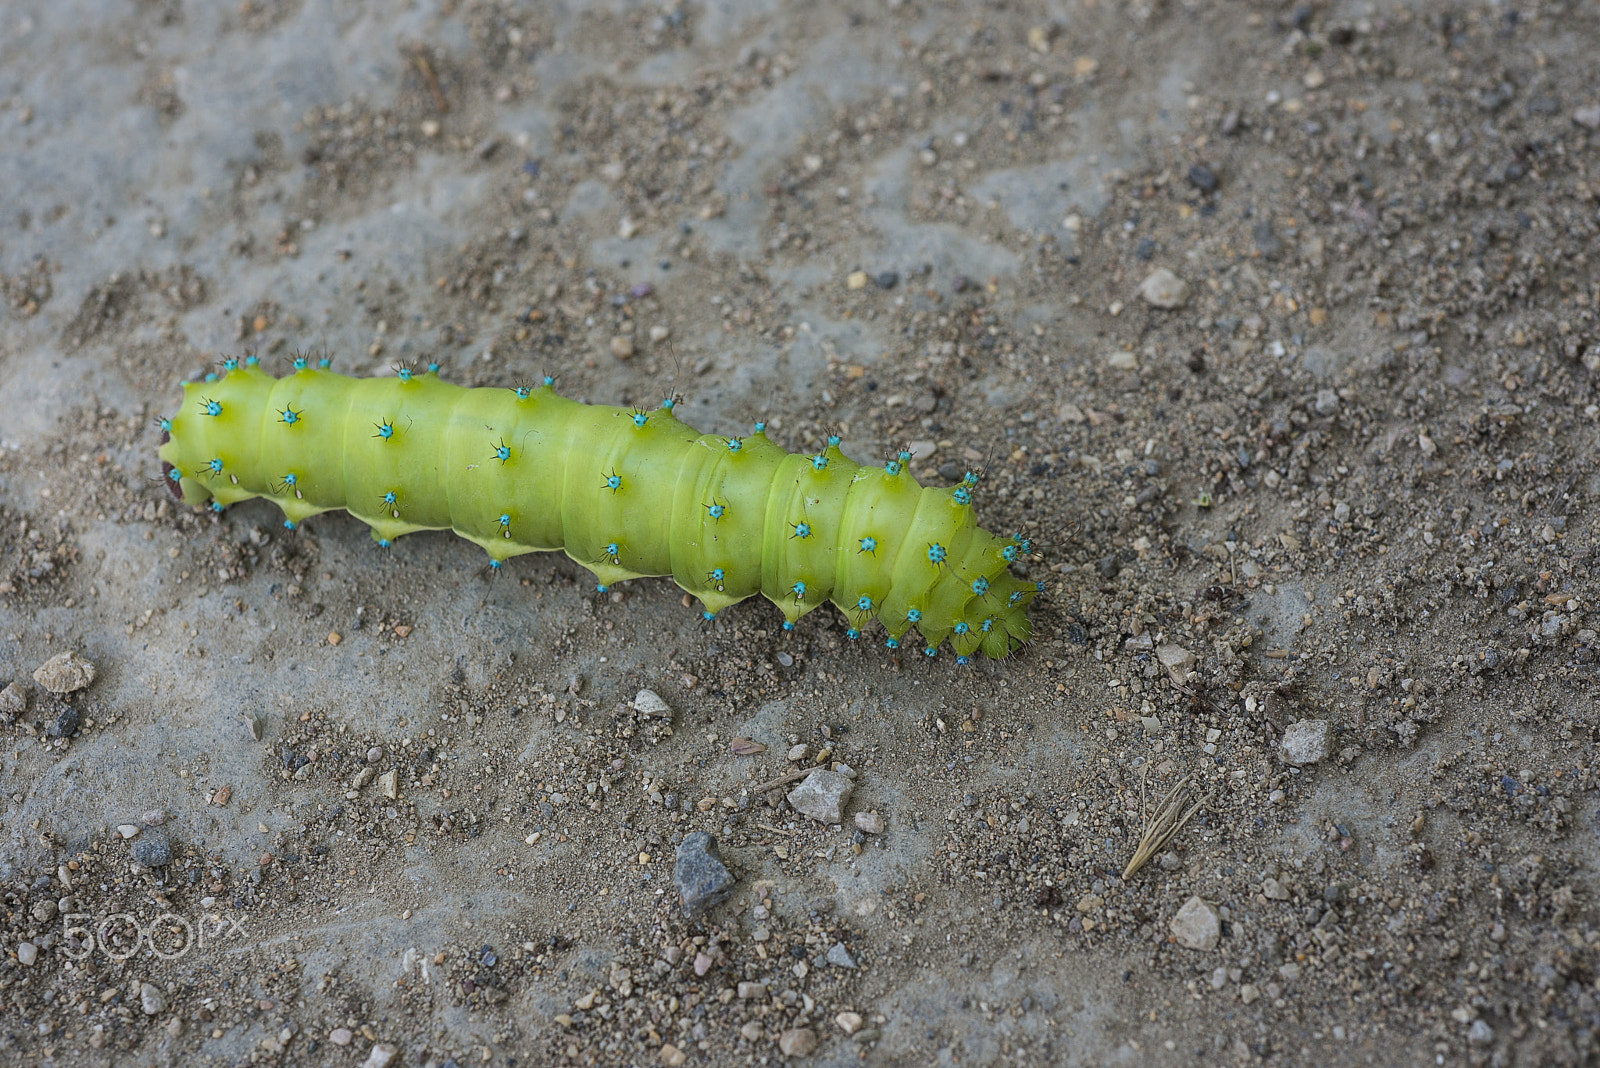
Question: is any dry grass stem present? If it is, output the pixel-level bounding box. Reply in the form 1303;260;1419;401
1122;773;1211;880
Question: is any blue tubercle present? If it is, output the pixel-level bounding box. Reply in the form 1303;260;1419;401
383;491;398;505
953;487;972;506
494;442;512;463
884;459;902;475
1002;544;1019;563
206;458;224;474
293;356;309;372
856;595;873;611
318;357;332;369
859;536;877;554
782;621;795;631
427;361;440;373
702;610;716;620
204;372;218;382
378;538;392;548
752;421;766;434
279;405;301;425
203;398;222;416
283;472;298;486
398;366;413;382
907;608;922;623
245;355;260;367
981;617;995;633
1036;581;1046;592
928;543;947;565
924;647;937;657
159;418;172;433
543;375;555;386
898;450;912;463
725;437;742;452
283;520;297;530
597;584;608;593
499;514;512;527
972;577;990;596
168;468;182;482
514;386;532;399
957;656;971;665
791;581;808;599
846;628;861;640
954;621;970;634
662;397;676;410
604;472;622;491
489;558;502;570
210;501;224;513
375;421;394;440
633;412;649;427
706;502;726;520
811;454;829;471
791;522;812;539
886;638;899;649
709;567;726;583
222;358;239;371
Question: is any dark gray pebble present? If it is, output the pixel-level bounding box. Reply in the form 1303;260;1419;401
47;707;80;738
131;836;173;867
1187;164;1218;193
874;271;899;289
674;832;736;916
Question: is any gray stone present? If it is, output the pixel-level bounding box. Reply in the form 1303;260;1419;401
131;836;174;867
1170;895;1221;950
16;942;37;966
787;769;854;824
1281;719;1332;765
825;942;857;969
673;832;736;915
140;982;166;1015
0;681;26;715
1574;105;1600;131
1467;1019;1494;1045
853;811;885;834
32;652;96;694
1138;267;1190;309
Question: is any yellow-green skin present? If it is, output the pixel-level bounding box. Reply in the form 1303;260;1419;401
159;363;1036;659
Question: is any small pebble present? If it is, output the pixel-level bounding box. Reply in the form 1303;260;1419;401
738;981;767;1000
835;1011;863;1035
846;270;869;290
47;707;80;738
362;1043;397;1068
140;982;166;1015
142;809;167;826
32;652;96;694
131;836;174;867
825;942;857;969
673;832;736;915
1170;895;1221;950
633;689;673;719
1280;719;1332;765
1138;267;1190;309
1468;1019;1494;1045
330;1028;353;1046
1573;105;1600;131
1186;163;1218;193
786;770;854;824
16;942;37;966
854;811;884;834
0;681;26;715
874;270;899;289
366;746;383;763
117;824;140;839
610;336;635;360
693;952;714;976
778;1027;818;1057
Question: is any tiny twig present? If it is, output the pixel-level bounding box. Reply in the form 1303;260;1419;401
754;822;796;836
753;767;814;794
411;51;449;113
1122;773;1211;880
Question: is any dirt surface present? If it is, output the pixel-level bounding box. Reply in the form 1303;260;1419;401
3;0;1600;1065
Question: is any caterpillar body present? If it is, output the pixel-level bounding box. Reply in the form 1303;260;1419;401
158;359;1040;661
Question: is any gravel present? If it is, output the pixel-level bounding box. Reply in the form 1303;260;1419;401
130;836;174;868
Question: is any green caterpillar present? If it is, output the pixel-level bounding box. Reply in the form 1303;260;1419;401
158;357;1039;661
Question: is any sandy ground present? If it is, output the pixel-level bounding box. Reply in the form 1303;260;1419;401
2;0;1600;1065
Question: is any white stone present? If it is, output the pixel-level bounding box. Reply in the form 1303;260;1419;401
1170;896;1220;950
1138;268;1190;309
1280;719;1332;765
362;1043;397;1068
787;770;854;824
